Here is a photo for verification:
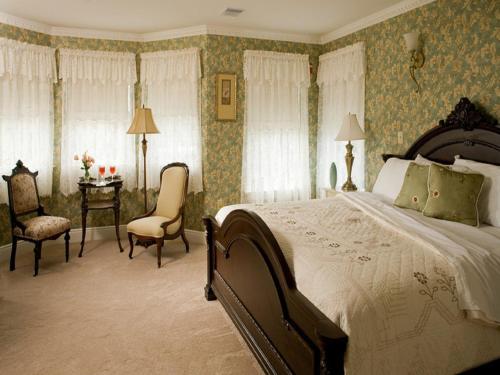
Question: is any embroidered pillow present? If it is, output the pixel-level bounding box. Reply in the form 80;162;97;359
423;164;485;226
394;162;429;211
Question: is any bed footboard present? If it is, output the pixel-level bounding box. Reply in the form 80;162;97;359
204;210;347;375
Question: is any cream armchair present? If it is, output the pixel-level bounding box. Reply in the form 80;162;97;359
127;163;189;268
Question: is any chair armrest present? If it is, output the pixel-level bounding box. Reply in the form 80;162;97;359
130;205;157;222
160;206;184;231
14;219;27;234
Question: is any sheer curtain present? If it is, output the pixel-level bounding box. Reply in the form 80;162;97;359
242;50;311;203
317;42;366;192
140;48;202;193
0;38;56;203
59;49;137;195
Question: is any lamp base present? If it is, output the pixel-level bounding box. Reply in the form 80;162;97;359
341;141;358;192
341;180;358;192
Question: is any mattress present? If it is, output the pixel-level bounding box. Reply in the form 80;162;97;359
216;192;500;375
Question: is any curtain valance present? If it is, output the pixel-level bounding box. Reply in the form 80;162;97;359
58;48;137;84
317;42;366;85
0;38;56;82
140;48;200;84
244;50;310;87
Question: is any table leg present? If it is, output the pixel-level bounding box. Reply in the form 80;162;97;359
79;188;87;257
114;206;124;252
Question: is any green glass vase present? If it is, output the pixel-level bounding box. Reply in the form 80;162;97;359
329;162;337;189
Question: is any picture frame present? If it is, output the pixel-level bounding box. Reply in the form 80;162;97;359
216;73;237;121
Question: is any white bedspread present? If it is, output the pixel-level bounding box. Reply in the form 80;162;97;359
216;193;500;374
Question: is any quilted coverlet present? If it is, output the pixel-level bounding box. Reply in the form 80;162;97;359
216;193;500;374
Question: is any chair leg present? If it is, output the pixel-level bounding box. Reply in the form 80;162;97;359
128;233;134;259
10;237;17;271
156;239;163;268
33;242;41;277
181;231;190;253
64;231;70;262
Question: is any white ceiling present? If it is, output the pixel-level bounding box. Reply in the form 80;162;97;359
0;0;404;37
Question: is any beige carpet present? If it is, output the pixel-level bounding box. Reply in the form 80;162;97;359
0;239;262;375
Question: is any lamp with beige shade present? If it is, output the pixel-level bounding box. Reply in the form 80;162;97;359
335;113;365;192
127;107;160;212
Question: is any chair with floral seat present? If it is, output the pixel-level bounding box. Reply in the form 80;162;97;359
2;160;71;276
127;162;189;268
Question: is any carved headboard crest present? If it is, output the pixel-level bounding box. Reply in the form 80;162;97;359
383;97;500;165
438;97;498;130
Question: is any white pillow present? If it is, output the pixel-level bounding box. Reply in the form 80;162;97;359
372;158;411;202
454;158;500;227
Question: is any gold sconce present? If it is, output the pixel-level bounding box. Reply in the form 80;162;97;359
403;32;425;93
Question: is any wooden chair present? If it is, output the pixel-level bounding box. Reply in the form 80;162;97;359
2;161;71;276
127;163;190;268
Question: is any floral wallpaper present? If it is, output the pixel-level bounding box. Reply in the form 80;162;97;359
0;26;320;246
323;0;499;189
0;0;497;246
202;35;320;214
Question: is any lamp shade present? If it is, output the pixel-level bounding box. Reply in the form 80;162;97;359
335;113;365;141
403;32;419;52
127;107;159;134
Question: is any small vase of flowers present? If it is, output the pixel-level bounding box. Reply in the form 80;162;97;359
74;151;95;181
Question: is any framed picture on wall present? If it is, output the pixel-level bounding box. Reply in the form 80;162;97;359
216;73;236;121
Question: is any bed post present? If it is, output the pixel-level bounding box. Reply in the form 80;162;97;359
203;216;217;301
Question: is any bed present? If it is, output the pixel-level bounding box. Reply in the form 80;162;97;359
203;98;500;375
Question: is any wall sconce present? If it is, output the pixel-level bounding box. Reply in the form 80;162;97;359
403;32;425;93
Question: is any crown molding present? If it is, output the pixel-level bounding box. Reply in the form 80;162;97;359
205;25;320;44
0;11;318;44
0;11;51;34
320;0;436;44
51;26;142;42
142;25;209;43
1;0;435;45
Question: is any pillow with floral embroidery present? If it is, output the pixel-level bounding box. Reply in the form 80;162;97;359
423;164;485;226
394;162;429;211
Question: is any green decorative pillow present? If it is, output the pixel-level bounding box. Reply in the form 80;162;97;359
394;162;429;211
423;164;485;226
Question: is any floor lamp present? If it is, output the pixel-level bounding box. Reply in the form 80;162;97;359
335;113;365;192
127;107;159;212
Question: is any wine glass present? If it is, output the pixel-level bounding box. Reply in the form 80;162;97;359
98;165;106;185
109;165;116;181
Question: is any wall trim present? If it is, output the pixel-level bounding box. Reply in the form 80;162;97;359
204;25;319;44
319;0;436;44
1;0;435;45
0;226;205;253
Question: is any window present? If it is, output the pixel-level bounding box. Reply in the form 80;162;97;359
242;50;311;203
140;48;203;193
317;42;366;192
59;49;137;195
0;38;56;203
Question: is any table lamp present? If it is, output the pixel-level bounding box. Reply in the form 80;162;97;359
335;113;365;192
127;106;159;212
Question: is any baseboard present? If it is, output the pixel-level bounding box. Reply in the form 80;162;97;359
0;226;205;252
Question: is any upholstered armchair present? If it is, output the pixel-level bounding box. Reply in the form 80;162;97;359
2;161;71;276
127;163;189;268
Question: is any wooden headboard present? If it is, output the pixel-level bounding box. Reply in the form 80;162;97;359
383;97;500;165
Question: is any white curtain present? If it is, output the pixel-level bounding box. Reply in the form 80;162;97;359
242;50;311;203
317;42;366;192
0;38;56;203
140;48;202;193
59;49;137;195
